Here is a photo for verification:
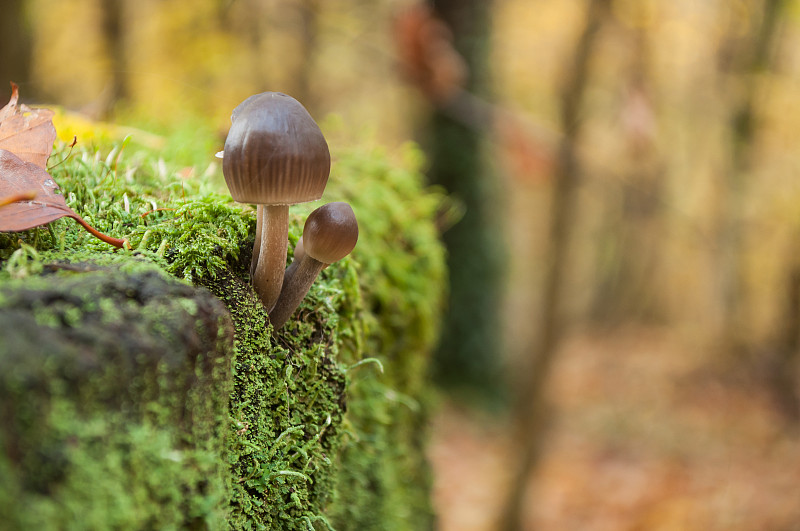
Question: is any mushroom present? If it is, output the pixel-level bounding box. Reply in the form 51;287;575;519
269;202;358;329
222;92;331;312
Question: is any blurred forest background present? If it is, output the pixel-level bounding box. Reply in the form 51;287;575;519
4;0;800;529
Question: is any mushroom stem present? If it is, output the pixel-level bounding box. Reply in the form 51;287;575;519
250;205;263;278
252;204;289;312
283;237;305;281
269;254;325;329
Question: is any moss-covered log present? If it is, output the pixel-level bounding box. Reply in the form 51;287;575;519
0;138;446;530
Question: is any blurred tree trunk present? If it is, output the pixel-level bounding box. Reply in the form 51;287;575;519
765;245;800;423
499;0;610;528
222;0;320;110
99;0;127;118
0;0;33;102
291;0;320;109
424;0;506;400
716;0;786;351
230;0;271;90
591;12;664;325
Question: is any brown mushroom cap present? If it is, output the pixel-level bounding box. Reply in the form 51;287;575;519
302;202;359;264
223;92;331;205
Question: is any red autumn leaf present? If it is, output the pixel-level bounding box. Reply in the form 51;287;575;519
0;85;129;248
0;82;56;169
0;148;75;230
393;4;467;104
0;149;129;248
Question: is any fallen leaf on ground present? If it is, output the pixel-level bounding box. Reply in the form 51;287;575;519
0;149;75;230
0;82;56;169
0;84;129;249
0;149;129;248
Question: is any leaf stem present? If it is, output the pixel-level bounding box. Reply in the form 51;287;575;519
67;212;130;249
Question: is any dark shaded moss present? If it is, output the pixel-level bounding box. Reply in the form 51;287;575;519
0;262;234;529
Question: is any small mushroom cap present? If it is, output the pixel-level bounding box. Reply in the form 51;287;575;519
303;202;359;264
223;92;330;205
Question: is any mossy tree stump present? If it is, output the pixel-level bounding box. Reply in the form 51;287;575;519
0;140;446;530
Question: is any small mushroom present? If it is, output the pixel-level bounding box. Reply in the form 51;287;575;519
269;202;358;329
283;235;330;289
222;92;331;312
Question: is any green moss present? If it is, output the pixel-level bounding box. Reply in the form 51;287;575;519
322;144;449;530
0;264;234;530
0;136;446;530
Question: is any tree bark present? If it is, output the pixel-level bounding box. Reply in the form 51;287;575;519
716;0;786;350
425;0;506;400
0;0;33;103
590;12;664;325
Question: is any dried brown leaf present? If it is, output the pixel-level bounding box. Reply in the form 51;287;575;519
0;149;71;230
0;149;128;248
0;85;128;248
0;82;57;169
